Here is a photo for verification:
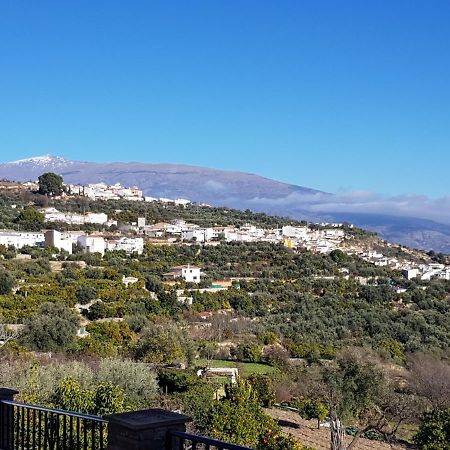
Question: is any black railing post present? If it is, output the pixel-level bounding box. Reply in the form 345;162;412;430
105;409;191;450
0;388;19;450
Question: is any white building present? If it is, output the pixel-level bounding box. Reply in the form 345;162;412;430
70;183;143;201
240;224;265;238
0;231;45;249
403;268;419;280
364;250;384;259
85;213;109;224
43;208;108;225
323;229;345;239
282;225;309;239
164;265;202;283
44;230;73;254
224;229;255;243
143;222;171;238
181;265;202;283
122;276;139;287
182;228;214;243
77;235;106;256
174;198;191;206
106;237;144;255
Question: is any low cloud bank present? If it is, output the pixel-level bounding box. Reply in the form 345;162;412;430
244;191;450;225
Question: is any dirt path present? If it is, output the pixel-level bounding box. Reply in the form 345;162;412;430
265;408;408;450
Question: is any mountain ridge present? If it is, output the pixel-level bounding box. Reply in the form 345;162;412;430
1;155;449;253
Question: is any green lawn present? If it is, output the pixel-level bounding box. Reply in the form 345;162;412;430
196;359;278;377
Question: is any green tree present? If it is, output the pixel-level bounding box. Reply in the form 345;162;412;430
52;377;95;413
71;336;119;357
13;207;45;231
205;381;271;447
95;358;158;408
377;339;406;365
133;323;188;364
92;382;125;416
323;351;386;450
204;381;306;449
414;408;450;450
0;245;16;260
330;250;348;263
158;369;200;394
180;381;216;431
247;374;276;407
0;270;14;295
260;330;279;345
86;321;135;347
52;377;125;416
23;303;79;351
295;399;329;429
75;285;97;305
145;275;163;294
38;172;64;196
257;430;309;450
232;342;262;363
198;340;218;365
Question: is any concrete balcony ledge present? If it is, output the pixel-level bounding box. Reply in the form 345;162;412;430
106;408;191;431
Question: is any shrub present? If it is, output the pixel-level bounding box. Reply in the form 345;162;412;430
247;374;276;407
414;408;450;449
231;343;262;363
294;398;329;429
75;285;97;305
0;270;14;294
22;303;79;352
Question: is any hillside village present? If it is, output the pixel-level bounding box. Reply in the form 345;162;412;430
0;179;448;283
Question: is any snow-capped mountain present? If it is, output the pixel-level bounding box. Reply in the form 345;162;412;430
9;155;73;168
1;155;318;202
1;154;450;253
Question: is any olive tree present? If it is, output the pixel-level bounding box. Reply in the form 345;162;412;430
22;303;79;351
0;270;14;295
323;351;386;450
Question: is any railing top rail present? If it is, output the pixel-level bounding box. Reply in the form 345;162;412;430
0;399;108;423
170;431;253;449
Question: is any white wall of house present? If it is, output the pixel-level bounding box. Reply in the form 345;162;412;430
182;228;214;243
282;225;309;239
77;235;106;255
43;208;108;225
403;268;419;280
85;213;108;224
181;266;201;283
0;231;45;249
44;230;73;254
107;237;144;254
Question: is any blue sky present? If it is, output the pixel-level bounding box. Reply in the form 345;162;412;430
0;1;449;197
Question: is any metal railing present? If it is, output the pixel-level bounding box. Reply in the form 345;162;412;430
168;431;252;450
0;400;107;450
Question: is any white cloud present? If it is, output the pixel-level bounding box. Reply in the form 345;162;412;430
204;179;227;191
244;191;450;225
